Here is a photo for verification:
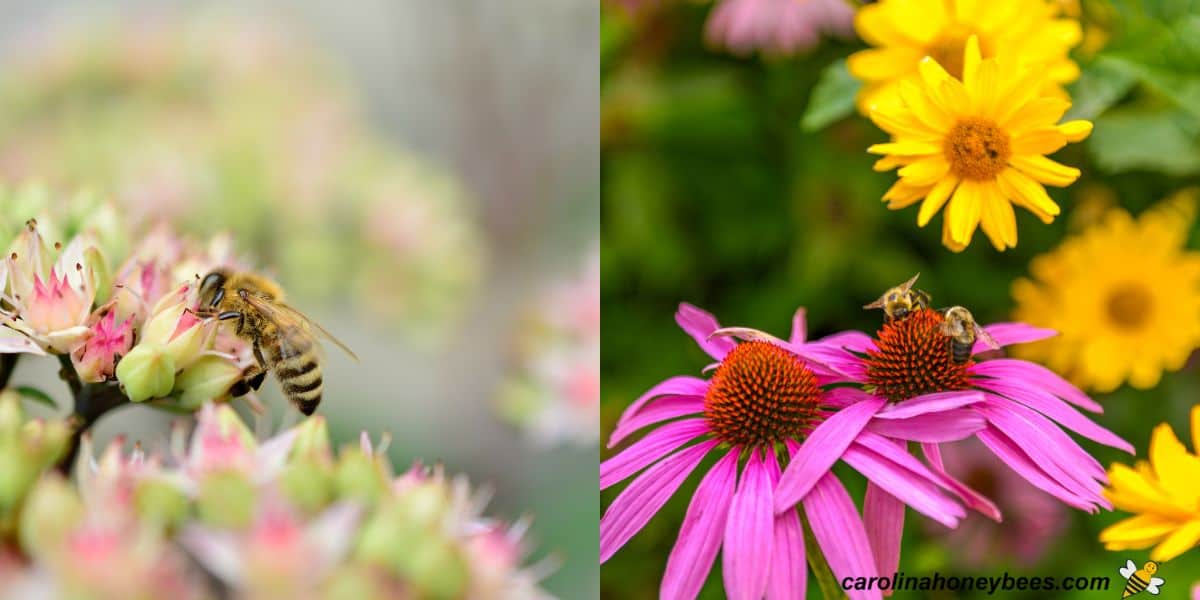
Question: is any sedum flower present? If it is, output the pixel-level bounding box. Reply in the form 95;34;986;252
1101;405;1200;562
1;220;106;353
71;310;133;382
867;37;1091;251
1012;190;1200;391
847;0;1081;113
704;0;854;57
0;391;70;532
603;304;986;600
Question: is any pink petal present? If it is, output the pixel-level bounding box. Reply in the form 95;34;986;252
974;322;1057;354
823;386;876;408
815;330;877;353
723;450;774;600
975;426;1098;512
765;453;806;600
613;376;708;442
601;419;711;489
976;380;1133;453
842;438;964;527
676;303;735;360
867;409;985;442
608;395;705;448
976;400;1107;495
863;482;904;581
661;447;739;600
789;307;807;344
873;391;986;419
802;473;882;600
774;396;885;512
601;440;718;562
920;443;1001;521
970;359;1102;413
790;344;867;383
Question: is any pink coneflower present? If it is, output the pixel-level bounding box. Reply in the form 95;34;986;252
928;437;1067;567
781;308;1133;517
602;304;983;600
705;0;855;57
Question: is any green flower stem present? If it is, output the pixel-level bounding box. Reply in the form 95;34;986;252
801;511;849;600
55;354;129;474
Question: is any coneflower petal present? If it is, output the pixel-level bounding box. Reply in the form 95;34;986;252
971;359;1103;413
607;396;705;449
774;396;886;512
803;473;883;600
765;452;806;600
867;409;985;442
863;481;904;579
873;390;985;420
601;419;710;489
661;448;739;600
977;379;1133;453
972;322;1056;354
977;401;1108;492
676;303;737;360
723;450;775;600
920;443;1001;522
844;434;965;527
976;426;1098;512
600;441;718;563
613;376;708;437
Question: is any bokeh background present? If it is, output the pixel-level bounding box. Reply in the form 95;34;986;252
602;0;1200;598
0;1;598;598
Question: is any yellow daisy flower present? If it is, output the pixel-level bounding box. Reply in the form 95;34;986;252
867;36;1092;251
1012;190;1200;392
848;0;1082;113
1101;405;1200;562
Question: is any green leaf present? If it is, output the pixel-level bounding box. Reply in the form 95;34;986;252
1088;106;1200;175
14;386;56;409
801;59;860;132
1065;58;1137;120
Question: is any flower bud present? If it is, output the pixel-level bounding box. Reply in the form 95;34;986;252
142;301;208;370
291;416;333;463
334;447;388;506
197;470;256;529
393;480;452;529
279;459;334;514
18;473;83;558
116;343;176;402
21;417;70;466
174;355;243;408
71;310;134;383
134;478;191;530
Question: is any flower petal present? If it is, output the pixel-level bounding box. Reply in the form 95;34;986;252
974;322;1056;353
774;396;886;512
867;409;985;442
608;396;705;448
790;307;807;345
976;426;1097;511
873;390;985;419
765;453;806;600
976;380;1132;453
661;447;739;600
844;433;965;527
613;376;709;442
970;358;1102;413
921;443;1001;521
863;481;904;579
676;303;736;360
601;418;711;489
600;440;718;562
802;473;882;600
724;450;774;600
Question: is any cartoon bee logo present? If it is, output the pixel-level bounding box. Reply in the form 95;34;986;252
1119;560;1164;597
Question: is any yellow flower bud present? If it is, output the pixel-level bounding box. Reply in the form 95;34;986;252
174;355;243;408
18;473;83;558
116;343;176;402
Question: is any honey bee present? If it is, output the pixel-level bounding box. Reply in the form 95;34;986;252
1119;559;1163;597
938;306;999;364
864;274;932;321
195;268;357;416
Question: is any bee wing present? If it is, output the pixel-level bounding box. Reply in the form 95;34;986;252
898;273;920;292
1120;560;1136;578
1145;579;1163;594
241;294;359;361
973;324;1001;350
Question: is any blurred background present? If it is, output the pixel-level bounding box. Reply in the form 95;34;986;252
0;1;598;597
603;0;1200;598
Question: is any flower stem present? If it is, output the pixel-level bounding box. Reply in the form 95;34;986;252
0;353;17;389
55;354;130;474
801;511;849;600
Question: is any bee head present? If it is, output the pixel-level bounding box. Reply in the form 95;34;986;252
198;270;229;307
1143;562;1158;574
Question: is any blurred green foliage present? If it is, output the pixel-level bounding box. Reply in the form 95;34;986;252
601;1;1200;597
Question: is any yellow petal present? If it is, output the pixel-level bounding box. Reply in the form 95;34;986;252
935;78;970;115
961;35;981;90
848;48;923;81
898;156;951;186
1012;128;1068;155
1099;514;1180;547
1010;155;1080;187
968;58;1000;118
917;175;959;226
869;105;940;140
867;141;941;156
979;182;1017;250
1150;519;1200;562
997;168;1060;222
1002;97;1072;132
882;180;927;209
917;56;952;90
855;5;919;47
1104;463;1191;518
946;179;982;245
1150;423;1200;504
1191;404;1200;455
873;155;907;172
1058;120;1093;142
941;219;968;252
896;80;952;131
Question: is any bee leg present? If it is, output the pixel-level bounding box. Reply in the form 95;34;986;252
249;343;267;391
231;364;266;397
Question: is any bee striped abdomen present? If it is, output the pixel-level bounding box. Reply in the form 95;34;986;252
1123;574;1147;598
266;337;324;416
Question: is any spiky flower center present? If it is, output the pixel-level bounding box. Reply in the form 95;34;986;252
944;117;1011;181
703;341;822;448
865;309;972;402
1105;283;1153;330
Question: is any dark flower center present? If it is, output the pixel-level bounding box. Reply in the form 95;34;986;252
944;117;1011;181
703;341;822;447
866;308;973;402
1105;283;1153;330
